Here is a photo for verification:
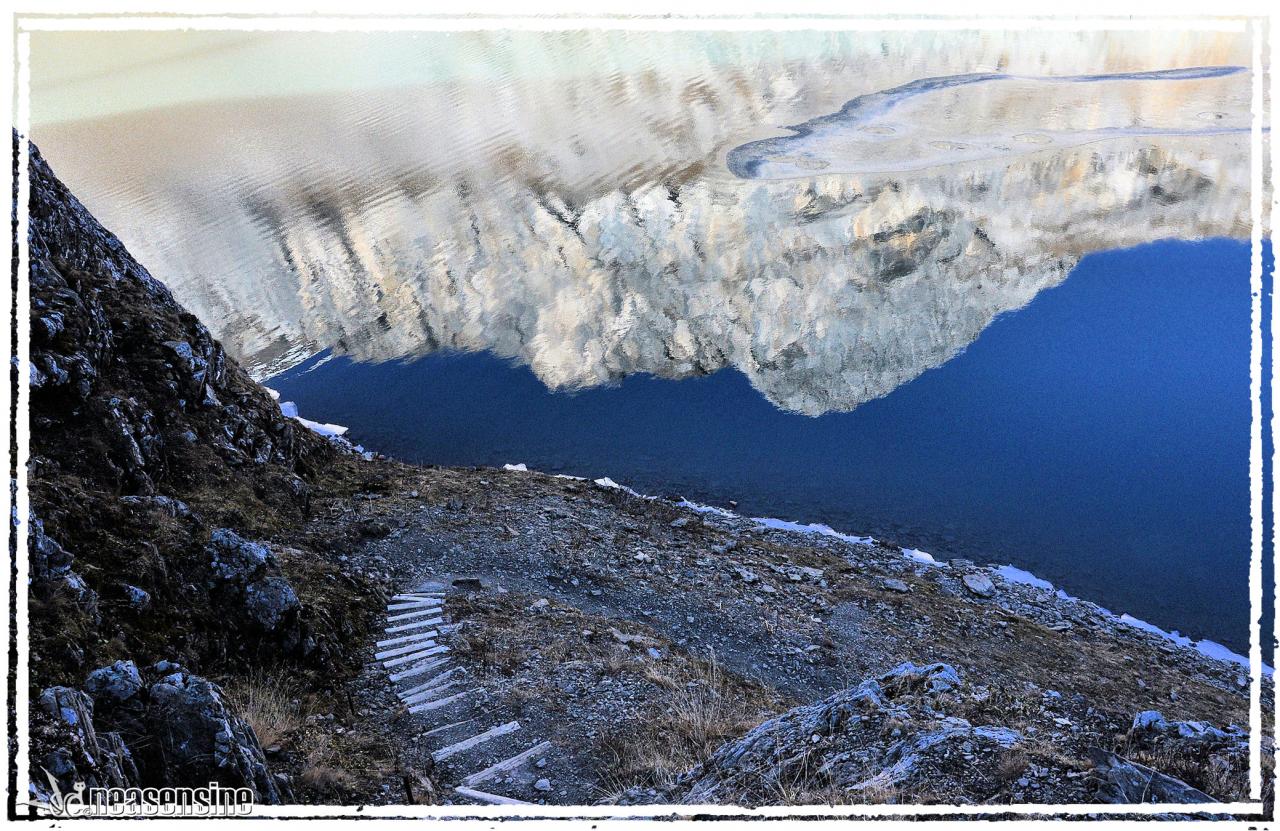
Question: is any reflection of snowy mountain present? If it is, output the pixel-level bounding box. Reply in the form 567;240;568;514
33;29;1254;414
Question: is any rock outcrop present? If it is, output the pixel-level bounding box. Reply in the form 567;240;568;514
24;135;388;802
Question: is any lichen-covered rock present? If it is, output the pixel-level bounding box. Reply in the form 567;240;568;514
1086;747;1214;804
207;529;272;585
84;660;143;706
664;662;1026;805
244;576;301;630
145;671;285;803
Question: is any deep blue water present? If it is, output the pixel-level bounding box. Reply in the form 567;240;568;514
270;239;1271;653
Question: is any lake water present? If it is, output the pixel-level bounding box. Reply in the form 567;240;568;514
270;238;1271;655
30;27;1266;655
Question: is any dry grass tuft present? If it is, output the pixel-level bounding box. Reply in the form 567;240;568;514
599;651;780;792
224;670;304;749
299;734;358;792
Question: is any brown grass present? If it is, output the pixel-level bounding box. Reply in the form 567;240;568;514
224;670;304;749
599;651;781;793
299;734;358;792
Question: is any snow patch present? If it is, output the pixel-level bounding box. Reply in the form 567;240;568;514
902;548;938;565
751;516;874;547
995;564;1054;591
503;463;528;472
1117;614;1271;675
295;417;348;438
675;498;736;518
275;397;349;438
593;477;643;497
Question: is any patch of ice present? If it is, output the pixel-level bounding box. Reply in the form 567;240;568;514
264;387;281;401
553;473;586;481
752;516;874;547
279;401;299;418
503;463;528;472
994;564;1054;591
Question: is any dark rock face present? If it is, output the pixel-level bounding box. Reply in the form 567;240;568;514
37;664;285;805
36;686;138;793
145;671;286;803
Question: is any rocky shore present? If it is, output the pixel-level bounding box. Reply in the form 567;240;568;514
21;136;1272;815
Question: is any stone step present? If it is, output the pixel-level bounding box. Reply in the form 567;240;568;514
389;655;451;683
423;718;477;739
386;606;444;623
400;668;464;698
392;593;443;602
409;689;474;714
383;644;448;668
376;630;439;649
460;741;553;788
384;616;444;634
388;599;442;611
416;581;448;592
375;639;439;661
403;679;461;706
432;720;520;762
453;786;532;806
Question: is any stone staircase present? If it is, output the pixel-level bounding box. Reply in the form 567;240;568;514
376;579;558;805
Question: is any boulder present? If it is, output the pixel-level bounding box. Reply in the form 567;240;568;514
1087;747;1214;804
206;529;272;585
666;662;1024;805
244;577;301;630
962;572;996;598
84;660;143;707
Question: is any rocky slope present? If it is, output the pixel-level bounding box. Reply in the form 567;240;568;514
25;136;398;807
21;135;1272;815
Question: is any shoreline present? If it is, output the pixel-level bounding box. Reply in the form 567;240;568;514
273;384;1265;676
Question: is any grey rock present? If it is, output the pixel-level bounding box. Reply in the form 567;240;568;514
207;529;272;584
84;660;143;706
962;572;996;598
38;686;138;792
882;578;911;593
665;661;1020;806
122;584;151;610
534;778;553;792
1087;747;1214;804
1131;710;1236;744
243;576;301;630
119;494;192;518
30;517;74;579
